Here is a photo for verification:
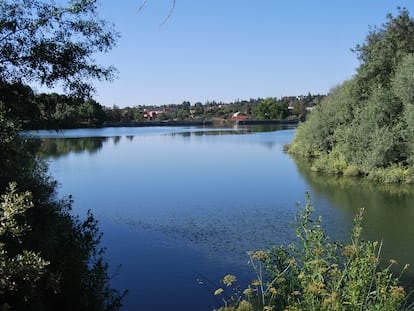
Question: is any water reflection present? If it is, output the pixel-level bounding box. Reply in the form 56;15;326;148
292;155;414;281
33;125;295;157
167;125;296;137
35;137;109;158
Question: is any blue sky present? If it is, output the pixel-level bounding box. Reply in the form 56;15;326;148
89;1;414;108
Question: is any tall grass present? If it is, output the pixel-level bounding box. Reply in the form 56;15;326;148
214;194;412;310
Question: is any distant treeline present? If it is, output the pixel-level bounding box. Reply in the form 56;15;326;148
107;94;325;124
1;81;106;129
1;80;324;129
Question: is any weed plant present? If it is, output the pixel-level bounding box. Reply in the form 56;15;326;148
214;193;412;310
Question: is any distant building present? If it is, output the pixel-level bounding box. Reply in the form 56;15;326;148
230;112;249;122
143;109;164;119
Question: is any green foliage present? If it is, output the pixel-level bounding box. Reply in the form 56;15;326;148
392;54;414;165
0;81;37;122
0;104;125;310
255;97;290;120
392;54;414;107
214;194;412;310
367;164;414;184
0;0;119;97
0;102;32;188
36;93;107;129
0;1;124;309
287;81;357;157
0;182;51;308
0;84;107;129
289;9;414;183
353;8;414;99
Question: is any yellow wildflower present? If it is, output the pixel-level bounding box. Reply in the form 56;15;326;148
389;259;398;265
318;267;327;274
342;244;356;257
367;255;378;263
390;286;406;300
252;250;269;261
237;300;254;311
323;291;339;306
313;248;325;255
214;288;224;296
223;274;237;286
251;279;261;286
306;281;325;295
243;287;254;296
330;268;341;278
312;259;322;265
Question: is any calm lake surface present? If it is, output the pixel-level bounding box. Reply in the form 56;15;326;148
26;125;414;310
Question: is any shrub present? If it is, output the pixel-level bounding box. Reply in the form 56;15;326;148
214;194;412;310
289;10;414;184
310;149;348;175
367;164;414;184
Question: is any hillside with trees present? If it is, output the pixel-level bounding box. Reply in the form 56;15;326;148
287;8;414;184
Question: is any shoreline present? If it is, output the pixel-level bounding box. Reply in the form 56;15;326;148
104;119;300;128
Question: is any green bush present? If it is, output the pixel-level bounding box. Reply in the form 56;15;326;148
0;103;125;310
367;165;414;184
288;9;414;184
310;149;348;175
214;194;412;310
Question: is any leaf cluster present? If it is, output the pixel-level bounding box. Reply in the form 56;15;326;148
0;0;119;97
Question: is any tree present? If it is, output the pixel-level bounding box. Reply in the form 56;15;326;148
35;93;59;124
353;7;414;99
78;99;106;127
0;81;42;128
392;54;414;165
255;97;289;120
0;103;125;310
256;97;276;119
288;8;414;183
0;1;125;309
0;0;119;97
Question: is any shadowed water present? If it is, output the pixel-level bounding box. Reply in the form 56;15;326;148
25;125;414;310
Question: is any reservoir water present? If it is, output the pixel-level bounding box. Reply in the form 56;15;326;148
26;125;414;310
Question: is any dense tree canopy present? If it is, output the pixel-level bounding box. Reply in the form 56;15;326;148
288;8;414;183
0;0;118;97
353;8;414;99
